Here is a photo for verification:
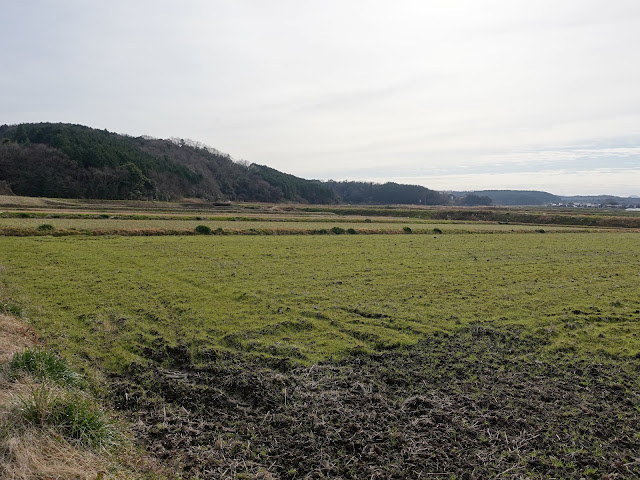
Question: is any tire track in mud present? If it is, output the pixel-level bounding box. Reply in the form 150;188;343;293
110;327;640;479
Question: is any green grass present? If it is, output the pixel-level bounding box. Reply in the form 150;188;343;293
16;384;119;448
5;348;121;451
9;348;83;388
0;233;639;371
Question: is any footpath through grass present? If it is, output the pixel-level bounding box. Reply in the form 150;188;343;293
1;233;639;371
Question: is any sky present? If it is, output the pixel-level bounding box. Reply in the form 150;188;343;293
1;0;639;196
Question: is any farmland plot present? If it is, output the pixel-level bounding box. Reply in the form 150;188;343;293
1;232;639;478
1;233;638;365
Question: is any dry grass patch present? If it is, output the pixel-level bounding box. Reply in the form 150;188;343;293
0;315;170;480
0;383;110;480
0;315;38;364
1;351;110;479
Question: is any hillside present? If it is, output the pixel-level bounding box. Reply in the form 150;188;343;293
0;123;446;205
0;123;337;204
451;190;560;206
326;180;447;205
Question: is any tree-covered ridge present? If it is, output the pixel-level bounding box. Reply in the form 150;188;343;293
326;180;447;205
0;123;337;203
0;123;201;199
0;122;493;205
451;190;560;206
250;165;337;204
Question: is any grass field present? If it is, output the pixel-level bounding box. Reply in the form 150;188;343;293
1;233;639;371
1;201;640;478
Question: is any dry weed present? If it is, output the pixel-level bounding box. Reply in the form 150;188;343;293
0;315;168;480
0;315;38;364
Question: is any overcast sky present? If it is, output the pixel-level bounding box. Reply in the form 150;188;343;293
2;1;639;196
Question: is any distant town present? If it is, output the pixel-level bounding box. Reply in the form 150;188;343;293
550;201;640;210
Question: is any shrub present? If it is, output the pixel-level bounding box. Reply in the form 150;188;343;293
433;228;443;234
331;227;345;235
536;229;546;233
194;225;212;235
364;219;372;223
0;301;22;316
37;224;54;231
403;226;412;233
17;385;118;447
9;348;82;388
347;228;357;235
214;227;224;235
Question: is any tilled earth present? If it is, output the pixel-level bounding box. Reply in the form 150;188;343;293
110;327;640;479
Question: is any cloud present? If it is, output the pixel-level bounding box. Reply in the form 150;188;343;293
1;1;639;195
365;168;640;197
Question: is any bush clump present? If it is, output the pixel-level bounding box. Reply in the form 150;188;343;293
433;228;443;234
403;226;412;233
9;348;82;388
0;301;22;316
331;227;345;235
194;225;212;235
37;224;55;231
17;385;118;448
347;228;357;235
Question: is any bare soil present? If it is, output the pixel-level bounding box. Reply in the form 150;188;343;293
110;327;640;479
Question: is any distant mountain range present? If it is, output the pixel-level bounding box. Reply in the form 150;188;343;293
0;123;637;206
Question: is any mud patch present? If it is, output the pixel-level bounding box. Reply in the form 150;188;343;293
111;327;640;479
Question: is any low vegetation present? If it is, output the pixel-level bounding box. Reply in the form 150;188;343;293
16;384;118;448
9;348;82;388
1;233;639;370
194;224;212;235
4;347;116;448
0;200;639;478
0;340;167;479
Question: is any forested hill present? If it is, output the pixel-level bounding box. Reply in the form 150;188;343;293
0;123;447;205
451;190;560;206
0;123;336;203
326;180;447;205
